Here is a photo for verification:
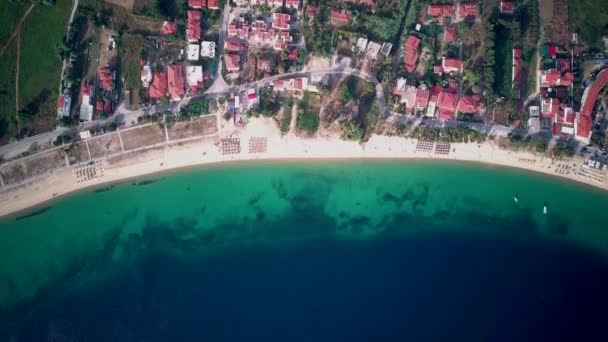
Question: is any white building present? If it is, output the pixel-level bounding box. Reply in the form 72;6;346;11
356;38;368;54
200;41;216;58
141;65;152;88
186;66;203;90
187;44;200;61
79;95;93;121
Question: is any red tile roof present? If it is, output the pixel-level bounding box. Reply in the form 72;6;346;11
439;109;455;121
415;87;430;110
331;9;350;22
404;35;420;73
500;1;514;13
458;2;478;19
82;83;91;96
206;0;219;9
272;13;291;30
96;100;104;112
161;21;177;35
458;95;480;114
427;4;454;22
288;48;298;61
307;5;320;17
57;95;65;109
294;78;303;89
581;69;608;117
98;67;114;91
224;39;241;51
437;90;459;113
187;10;201;41
149;72;167;99
444;26;456;43
540;69;574;87
167;64;185;100
442;57;462;72
189;0;205;8
577;114;592;139
225;54;240;72
578;68;608;140
285;0;300;8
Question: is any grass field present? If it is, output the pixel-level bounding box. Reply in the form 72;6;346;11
0;1;72;141
0;1;25;44
19;1;72;113
569;0;608;49
0;40;17;143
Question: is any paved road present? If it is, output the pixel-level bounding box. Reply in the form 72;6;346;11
0;65;390;159
206;0;232;93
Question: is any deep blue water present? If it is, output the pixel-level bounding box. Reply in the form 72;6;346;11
4;232;608;341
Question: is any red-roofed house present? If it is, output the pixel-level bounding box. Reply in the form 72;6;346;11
167;65;185;101
500;1;515;14
540;69;574;87
331;9;350;23
187;10;201;42
427;4;455;23
442;57;463;73
415;86;430;112
360;0;374;6
575;69;608;142
458;95;481;114
149;72;167;99
225;54;240;73
288;47;298;61
96;100;104;113
189;0;205;8
437;90;458;120
458;2;478;20
576;114;593;143
307;5;320;18
404;35;421;73
98;67;114;91
285;0;299;8
224;39;241;52
162;21;177;35
541;97;560;118
272;13;291;30
443;26;456;43
206;0;219;9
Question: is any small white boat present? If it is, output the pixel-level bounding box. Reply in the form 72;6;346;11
513;194;518;203
543;205;547;215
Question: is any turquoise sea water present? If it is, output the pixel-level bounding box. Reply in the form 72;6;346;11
1;161;608;340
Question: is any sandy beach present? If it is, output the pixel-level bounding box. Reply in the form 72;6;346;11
0;116;606;218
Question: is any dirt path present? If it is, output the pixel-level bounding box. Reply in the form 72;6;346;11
15;31;21;133
289;103;298;133
0;1;35;58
